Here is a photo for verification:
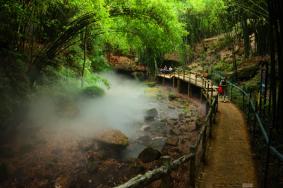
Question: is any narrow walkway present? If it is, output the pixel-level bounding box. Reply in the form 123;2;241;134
199;102;257;188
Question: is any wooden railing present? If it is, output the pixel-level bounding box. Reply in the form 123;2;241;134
115;92;218;188
159;69;218;100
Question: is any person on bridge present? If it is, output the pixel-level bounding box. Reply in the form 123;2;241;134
168;66;173;72
220;77;227;102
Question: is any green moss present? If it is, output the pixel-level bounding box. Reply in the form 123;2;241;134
80;85;105;98
168;93;177;101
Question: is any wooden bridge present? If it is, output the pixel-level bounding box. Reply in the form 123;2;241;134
158;70;218;101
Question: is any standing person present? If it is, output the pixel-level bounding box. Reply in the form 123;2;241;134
168;66;173;72
217;84;223;96
220;77;227;102
163;65;168;73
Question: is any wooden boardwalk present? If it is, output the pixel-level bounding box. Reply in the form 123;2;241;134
158;71;218;99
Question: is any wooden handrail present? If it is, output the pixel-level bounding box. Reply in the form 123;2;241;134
114;154;194;188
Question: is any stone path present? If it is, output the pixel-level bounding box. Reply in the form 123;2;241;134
198;102;257;188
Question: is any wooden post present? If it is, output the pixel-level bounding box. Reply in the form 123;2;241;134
188;82;190;97
162;77;165;85
161;156;172;188
177;79;181;93
201;125;208;164
230;85;233;101
209;108;213;138
195;74;197;85
207;83;210;99
189;145;196;188
210;81;213;101
247;93;251;122
242;93;245;111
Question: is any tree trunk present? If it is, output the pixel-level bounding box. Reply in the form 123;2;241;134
81;27;88;88
241;17;250;58
255;22;269;55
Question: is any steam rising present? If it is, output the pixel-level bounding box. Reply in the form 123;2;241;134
27;72;153;139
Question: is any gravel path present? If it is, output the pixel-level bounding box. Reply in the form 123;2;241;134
198;102;257;188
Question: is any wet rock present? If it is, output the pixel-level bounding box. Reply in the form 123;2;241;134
94;129;129;148
168;104;176;109
138;147;161;163
170;128;181;136
166;137;179;146
137;135;152;145
166;119;176;126
144;108;158;121
196;119;203;130
149;121;167;134
150;137;166;150
185;112;191;118
178;113;185;120
160;118;167;122
55;176;70;188
140;125;150;131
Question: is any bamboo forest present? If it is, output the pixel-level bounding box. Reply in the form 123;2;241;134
0;0;282;187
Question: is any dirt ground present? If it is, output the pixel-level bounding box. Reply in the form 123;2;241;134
198;102;257;188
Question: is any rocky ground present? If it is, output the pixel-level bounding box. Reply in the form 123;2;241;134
0;84;205;188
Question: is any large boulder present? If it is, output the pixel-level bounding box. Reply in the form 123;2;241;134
80;85;105;98
144;108;158;121
138;147;161;163
94;129;129;149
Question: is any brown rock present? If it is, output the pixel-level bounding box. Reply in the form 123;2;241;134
170;128;181;135
138;147;161;163
166;137;179;146
94;129;128;148
55;176;70;188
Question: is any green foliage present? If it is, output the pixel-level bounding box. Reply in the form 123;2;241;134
214;35;234;51
183;0;227;43
213;60;233;72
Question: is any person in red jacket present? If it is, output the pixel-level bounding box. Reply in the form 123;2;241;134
218;84;223;96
